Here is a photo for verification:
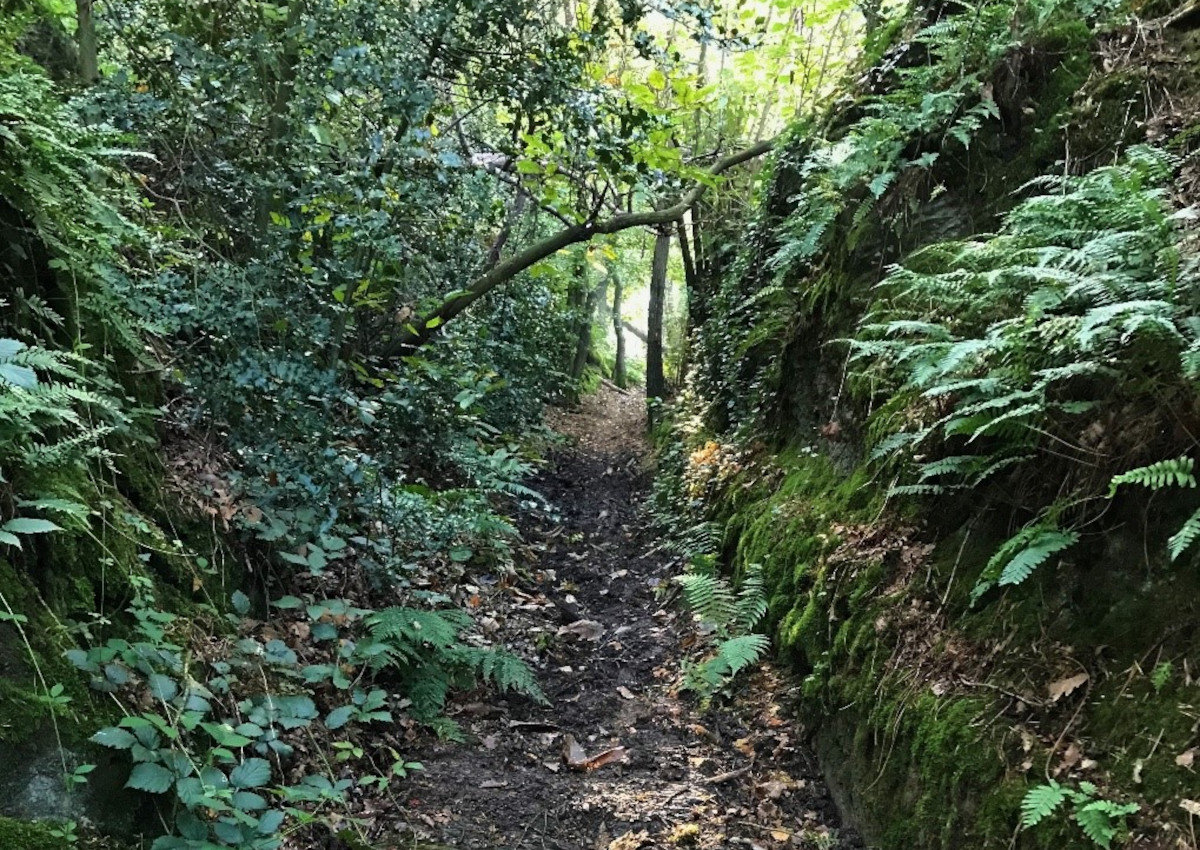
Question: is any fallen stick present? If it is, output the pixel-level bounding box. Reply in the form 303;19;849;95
701;765;752;785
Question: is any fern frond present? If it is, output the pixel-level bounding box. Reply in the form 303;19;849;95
1021;782;1067;827
1168;506;1200;561
997;529;1079;587
1108;457;1196;497
366;607;471;650
1074;800;1138;849
733;564;768;633
676;573;737;632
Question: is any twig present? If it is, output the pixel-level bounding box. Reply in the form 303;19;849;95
701;764;752;785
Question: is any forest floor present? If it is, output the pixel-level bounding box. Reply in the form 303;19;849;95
388;384;859;850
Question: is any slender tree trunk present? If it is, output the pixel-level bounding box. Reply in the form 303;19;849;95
646;226;670;399
570;274;605;384
76;0;98;84
675;220;696;384
611;273;626;388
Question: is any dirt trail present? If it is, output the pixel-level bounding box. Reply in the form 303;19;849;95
396;385;857;850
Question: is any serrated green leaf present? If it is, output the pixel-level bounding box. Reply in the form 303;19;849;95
126;762;175;794
90;727;137;749
229;757;271;788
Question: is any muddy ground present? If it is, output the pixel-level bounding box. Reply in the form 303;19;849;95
389;386;860;850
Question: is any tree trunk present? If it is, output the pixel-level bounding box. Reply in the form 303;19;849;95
611;274;626;388
570;271;606;384
76;0;98;84
645;226;670;399
676;220;696;384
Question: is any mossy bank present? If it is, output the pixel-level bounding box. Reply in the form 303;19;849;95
663;1;1200;846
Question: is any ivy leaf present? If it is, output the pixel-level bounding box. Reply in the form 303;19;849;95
230;757;272;788
126;762;175;794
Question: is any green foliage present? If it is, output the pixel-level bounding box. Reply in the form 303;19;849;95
69;583;472;849
363;605;545;732
969;519;1079;603
1021;781;1138;849
676;560;770;700
1108;457;1196;495
848;146;1200;585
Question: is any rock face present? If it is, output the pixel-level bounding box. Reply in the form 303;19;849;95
0;729;142;837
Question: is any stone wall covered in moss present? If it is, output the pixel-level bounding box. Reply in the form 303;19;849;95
668;1;1200;846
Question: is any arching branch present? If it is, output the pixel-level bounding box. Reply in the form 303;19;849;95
382;137;775;356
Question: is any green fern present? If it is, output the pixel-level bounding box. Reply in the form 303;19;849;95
1168;507;1200;561
971;520;1079;603
1023;781;1138;849
675;572;738;636
733;564;768;633
1021;781;1068;827
1108;457;1196;497
363;606;545;726
997;529;1079;587
676;559;770;700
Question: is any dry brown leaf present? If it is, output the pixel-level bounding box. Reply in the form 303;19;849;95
1176;748;1196;769
617;686;635;700
1059;742;1082;773
770;830;790;842
608;829;649;850
562;734;628;771
1047;672;1089;702
1180;799;1200;817
584;746;629;771
734;736;756;757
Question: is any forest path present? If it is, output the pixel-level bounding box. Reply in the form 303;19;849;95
394;385;856;850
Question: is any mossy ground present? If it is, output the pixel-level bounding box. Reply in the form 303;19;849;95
0;816;71;850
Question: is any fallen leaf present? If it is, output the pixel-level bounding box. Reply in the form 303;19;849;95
508;720;560;732
770;830;790;842
608;830;648;850
617;686;635;700
1181;799;1200;817
734;736;756;757
563;734;588;767
559;619;605;640
1177;748;1196;769
1058;742;1082;774
480;780;508;789
583;746;628;771
1047;672;1089;702
563;734;628;771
